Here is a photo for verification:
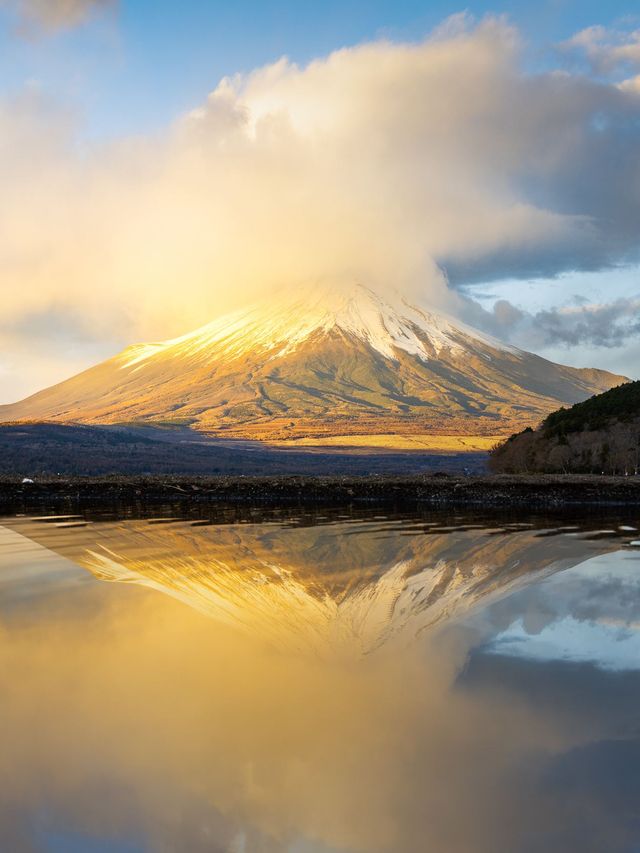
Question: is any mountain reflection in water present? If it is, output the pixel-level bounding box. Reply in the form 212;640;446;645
1;512;634;657
0;508;638;852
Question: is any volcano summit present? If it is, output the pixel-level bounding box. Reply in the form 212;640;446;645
0;283;626;440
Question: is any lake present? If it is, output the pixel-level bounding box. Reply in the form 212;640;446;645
0;504;639;852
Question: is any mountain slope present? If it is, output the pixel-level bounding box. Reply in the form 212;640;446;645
0;282;627;438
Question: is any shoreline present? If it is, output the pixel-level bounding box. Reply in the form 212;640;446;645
1;474;640;508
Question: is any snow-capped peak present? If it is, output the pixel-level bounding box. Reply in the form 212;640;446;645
120;280;512;369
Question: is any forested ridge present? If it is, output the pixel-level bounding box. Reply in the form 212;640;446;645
490;381;640;474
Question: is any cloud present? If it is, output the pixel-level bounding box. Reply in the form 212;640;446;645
618;74;640;94
0;0;115;32
561;25;640;77
461;293;640;355
3;16;640;400
531;297;640;348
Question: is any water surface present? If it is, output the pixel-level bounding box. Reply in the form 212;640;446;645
0;506;639;852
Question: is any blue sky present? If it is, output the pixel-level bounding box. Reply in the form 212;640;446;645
1;0;638;140
0;0;639;401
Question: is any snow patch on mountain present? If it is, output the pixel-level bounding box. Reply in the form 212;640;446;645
119;281;515;370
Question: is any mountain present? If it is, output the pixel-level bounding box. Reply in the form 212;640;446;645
0;282;627;439
489;380;640;475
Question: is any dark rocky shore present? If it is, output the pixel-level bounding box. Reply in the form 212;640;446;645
1;474;640;510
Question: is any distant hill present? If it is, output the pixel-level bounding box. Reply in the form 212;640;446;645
489;381;640;475
0;281;626;439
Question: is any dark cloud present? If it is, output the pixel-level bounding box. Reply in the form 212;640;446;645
532;297;640;348
442;70;640;286
461;294;640;351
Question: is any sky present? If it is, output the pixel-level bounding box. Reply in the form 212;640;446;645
0;0;639;402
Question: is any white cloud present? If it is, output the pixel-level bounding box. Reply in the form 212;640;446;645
561;25;640;76
618;74;640;94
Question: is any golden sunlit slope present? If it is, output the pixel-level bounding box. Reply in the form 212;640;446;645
271;434;504;450
0;282;627;438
